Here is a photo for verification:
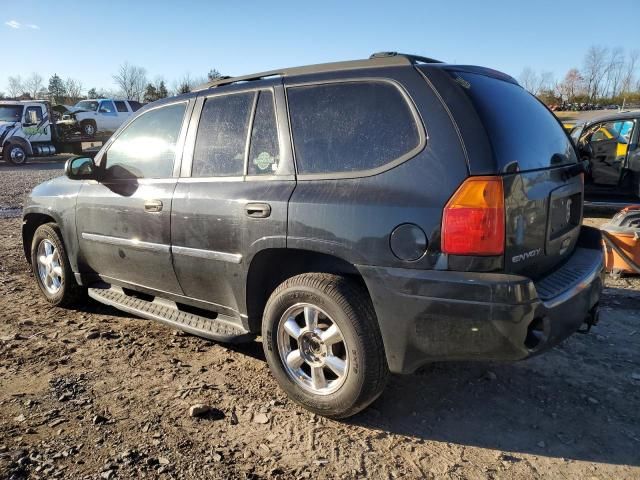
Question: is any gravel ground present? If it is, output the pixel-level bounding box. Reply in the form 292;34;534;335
1;159;639;479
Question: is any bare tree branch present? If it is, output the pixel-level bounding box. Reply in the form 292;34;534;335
113;62;147;101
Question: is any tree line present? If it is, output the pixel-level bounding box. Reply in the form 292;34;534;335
519;45;640;108
0;62;223;105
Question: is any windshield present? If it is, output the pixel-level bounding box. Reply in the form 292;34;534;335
74;100;99;111
0;105;24;122
447;71;577;171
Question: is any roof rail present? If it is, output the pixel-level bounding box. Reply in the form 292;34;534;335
369;51;443;64
194;51;444;91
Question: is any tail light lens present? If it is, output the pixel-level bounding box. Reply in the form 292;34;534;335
442;176;505;255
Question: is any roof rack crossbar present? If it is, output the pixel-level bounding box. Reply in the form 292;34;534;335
195;52;444;91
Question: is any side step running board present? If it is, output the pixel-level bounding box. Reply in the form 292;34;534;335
88;286;253;343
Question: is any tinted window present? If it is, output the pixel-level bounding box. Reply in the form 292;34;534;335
448;71;577;171
99;101;115;113
287;81;420;174
104;103;186;180
114;101;128;113
192;92;254;177
128;101;143;112
248;91;279;175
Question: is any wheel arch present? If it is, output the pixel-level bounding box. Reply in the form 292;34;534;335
22;212;59;264
4;136;33;156
245;248;371;333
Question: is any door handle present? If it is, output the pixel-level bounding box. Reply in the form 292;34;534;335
245;202;271;218
144;199;163;213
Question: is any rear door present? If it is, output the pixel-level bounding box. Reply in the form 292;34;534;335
171;81;295;317
114;100;132;129
435;69;583;278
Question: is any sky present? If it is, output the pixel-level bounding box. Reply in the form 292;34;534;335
2;0;639;94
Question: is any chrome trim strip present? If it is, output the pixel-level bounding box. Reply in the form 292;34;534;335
172;245;242;264
81;233;170;253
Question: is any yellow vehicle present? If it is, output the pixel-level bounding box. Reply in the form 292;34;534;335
589;123;630;158
562;121;577;133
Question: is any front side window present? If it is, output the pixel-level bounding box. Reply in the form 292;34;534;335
104;102;187;180
192;92;254;177
99;101;115;113
24;106;43;125
114;101;128;113
248;91;280;175
287;81;421;175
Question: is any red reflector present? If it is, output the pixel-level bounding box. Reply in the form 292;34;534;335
442;177;505;256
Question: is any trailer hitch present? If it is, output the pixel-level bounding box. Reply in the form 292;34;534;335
577;305;600;334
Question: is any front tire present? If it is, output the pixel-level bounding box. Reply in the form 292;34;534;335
262;273;389;419
81;120;96;138
31;223;84;307
4;143;28;165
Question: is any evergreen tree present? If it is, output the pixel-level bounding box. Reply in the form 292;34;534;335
48;74;66;104
87;88;98;98
157;81;168;99
143;83;159;103
178;82;191;94
208;68;223;81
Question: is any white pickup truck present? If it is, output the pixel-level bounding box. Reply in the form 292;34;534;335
58;98;143;137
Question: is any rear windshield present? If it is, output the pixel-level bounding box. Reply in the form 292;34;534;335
449;71;577;172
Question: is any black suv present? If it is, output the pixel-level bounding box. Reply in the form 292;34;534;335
23;52;604;418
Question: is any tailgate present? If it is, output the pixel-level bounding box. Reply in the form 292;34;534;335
503;168;583;277
435;68;583;277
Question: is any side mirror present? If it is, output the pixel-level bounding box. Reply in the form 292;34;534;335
65;156;97;180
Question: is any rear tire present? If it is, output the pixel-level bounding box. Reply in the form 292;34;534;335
4;143;28;165
31;223;84;307
262;273;389;419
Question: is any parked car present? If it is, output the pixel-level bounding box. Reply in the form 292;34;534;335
22;52;604;418
57;99;143;138
571;110;640;204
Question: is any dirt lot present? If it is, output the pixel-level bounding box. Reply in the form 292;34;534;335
1;159;639;479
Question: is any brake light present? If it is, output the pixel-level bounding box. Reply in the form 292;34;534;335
442;176;505;255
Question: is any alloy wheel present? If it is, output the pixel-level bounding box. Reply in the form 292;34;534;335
37;239;63;295
277;303;349;395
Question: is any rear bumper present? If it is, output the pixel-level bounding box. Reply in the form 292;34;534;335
358;226;605;374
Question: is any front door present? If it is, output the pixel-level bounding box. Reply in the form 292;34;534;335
97;100;119;133
583;119;635;187
76;100;192;293
23;105;51;144
171;84;295;317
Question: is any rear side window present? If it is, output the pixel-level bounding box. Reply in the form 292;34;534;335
448;71;577;171
114;101;128;113
192;92;254;177
128;101;143;112
104;102;186;179
287;81;421;175
248;91;280;175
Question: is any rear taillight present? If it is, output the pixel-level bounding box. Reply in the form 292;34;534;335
442;176;505;256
